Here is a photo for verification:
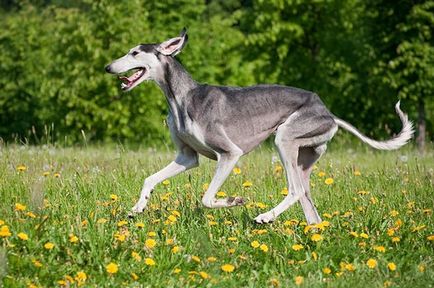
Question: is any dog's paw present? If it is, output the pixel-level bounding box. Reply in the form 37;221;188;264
227;196;245;206
131;203;146;214
254;211;276;224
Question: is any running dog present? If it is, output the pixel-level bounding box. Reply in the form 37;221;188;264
105;29;413;224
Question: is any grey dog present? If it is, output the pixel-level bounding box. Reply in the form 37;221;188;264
105;29;413;224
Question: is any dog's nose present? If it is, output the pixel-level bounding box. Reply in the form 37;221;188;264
105;65;112;73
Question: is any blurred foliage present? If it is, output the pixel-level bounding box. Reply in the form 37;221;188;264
0;0;432;145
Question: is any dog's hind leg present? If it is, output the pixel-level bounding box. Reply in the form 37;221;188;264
131;147;198;214
254;139;305;223
297;145;327;224
254;112;337;224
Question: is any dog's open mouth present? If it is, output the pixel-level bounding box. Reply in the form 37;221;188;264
118;68;147;90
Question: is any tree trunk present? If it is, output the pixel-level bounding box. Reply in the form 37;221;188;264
416;97;426;154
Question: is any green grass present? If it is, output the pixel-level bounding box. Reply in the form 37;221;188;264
0;145;433;287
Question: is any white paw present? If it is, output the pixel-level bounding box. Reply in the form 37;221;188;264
131;201;146;214
254;211;277;224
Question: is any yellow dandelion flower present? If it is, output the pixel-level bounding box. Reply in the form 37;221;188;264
251;240;260;248
208;220;218;226
145;238;157;249
349;231;359;238
203;183;209;190
131;272;139;280
147;231;157;237
242;180;253;187
389;210;399;217
167;215;177;223
191;256;201;263
228;237;237;242
233;167;241;175
221;264;235;272
17;232;29;241
292;244;304;251
323;213;333;219
199;271;209;279
270;278;280;287
318;171;326;177
427;235;434;241
324;178;334;185
110;194;118;201
312;251;318;260
69;234;79;243
173;268;181;274
311;234;323;242
162;180;170;186
16;165;27;172
207;256;217;262
260;244;269;252
295;276;304;286
44;242;55;250
391;236;400;243
132;251;141;261
25;212;36;218
216;191;227;198
274;165;283;174
387;228;395;236
172;246;180;253
387;262;397;271
280;187;288;196
360;232;369;239
106;262;118;274
418;264;426;272
345;263;356;272
145;258;156;266
43;171;50;177
171;210;181;217
374;246;386;253
366;258;377;269
75;271;87;283
117;220;128;227
32;259;43;268
384;280;393;287
411;225;426;232
354;170;361;176
135;222;144;228
256;202;267;209
166;238;174;245
15;203;26;211
323;267;331;274
53;172;61;178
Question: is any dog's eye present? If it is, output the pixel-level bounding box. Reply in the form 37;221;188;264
131;51;139;57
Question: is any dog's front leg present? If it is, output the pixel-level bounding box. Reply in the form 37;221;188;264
131;149;198;214
201;151;245;208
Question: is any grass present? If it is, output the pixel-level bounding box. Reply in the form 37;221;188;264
0;144;433;287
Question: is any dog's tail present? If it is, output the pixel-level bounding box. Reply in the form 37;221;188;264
333;101;414;150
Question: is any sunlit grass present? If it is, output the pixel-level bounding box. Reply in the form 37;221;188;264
0;145;433;287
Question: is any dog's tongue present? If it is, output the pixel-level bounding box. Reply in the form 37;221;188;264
119;70;144;85
119;76;131;84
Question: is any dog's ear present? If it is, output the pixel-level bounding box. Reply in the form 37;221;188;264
157;28;188;56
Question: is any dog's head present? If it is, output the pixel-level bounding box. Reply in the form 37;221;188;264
105;28;188;92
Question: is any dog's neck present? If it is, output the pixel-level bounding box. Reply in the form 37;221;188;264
155;56;197;129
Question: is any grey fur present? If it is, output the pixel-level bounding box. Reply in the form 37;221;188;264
105;30;414;223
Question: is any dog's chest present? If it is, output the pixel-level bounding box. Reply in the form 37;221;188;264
169;114;217;159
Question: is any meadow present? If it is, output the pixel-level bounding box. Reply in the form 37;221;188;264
0;143;433;287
